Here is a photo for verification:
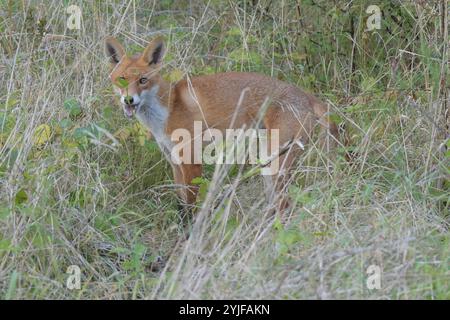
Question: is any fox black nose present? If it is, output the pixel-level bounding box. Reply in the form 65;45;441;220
124;96;134;105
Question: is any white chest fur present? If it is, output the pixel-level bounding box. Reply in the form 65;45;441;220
136;86;174;160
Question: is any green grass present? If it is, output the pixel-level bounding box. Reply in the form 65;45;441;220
0;0;448;299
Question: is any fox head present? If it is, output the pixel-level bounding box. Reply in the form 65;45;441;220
105;36;166;118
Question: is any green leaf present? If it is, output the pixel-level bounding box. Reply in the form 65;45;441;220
191;177;209;203
345;104;365;114
191;176;207;185
0;207;11;220
5;149;18;168
226;26;241;36
0;239;12;250
117;77;129;89
15;189;28;205
33;124;52;146
273;216;283;231
59;118;73;132
64;98;82;117
102;106;114;119
329;113;343;123
293;192;313;205
166;69;184;83
5;271;18;300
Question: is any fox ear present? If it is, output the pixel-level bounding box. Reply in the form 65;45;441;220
142;36;166;66
105;37;125;64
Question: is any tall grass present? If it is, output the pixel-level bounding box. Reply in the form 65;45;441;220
0;0;448;299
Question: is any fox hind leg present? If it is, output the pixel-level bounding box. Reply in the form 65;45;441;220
172;163;202;208
262;144;303;213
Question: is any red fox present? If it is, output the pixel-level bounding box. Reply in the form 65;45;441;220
106;36;339;210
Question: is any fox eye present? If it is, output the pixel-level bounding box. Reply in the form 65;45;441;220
139;77;148;84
